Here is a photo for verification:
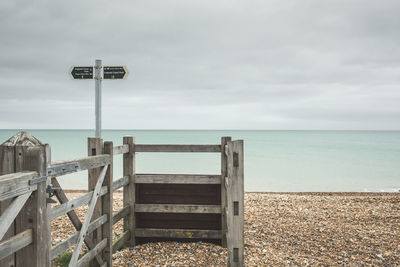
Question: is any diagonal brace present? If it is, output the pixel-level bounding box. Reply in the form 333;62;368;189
69;165;108;266
0;192;31;240
51;177;104;266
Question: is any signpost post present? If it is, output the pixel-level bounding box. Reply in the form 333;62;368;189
70;60;129;137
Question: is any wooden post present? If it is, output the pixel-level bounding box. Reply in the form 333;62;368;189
0;140;16;267
88;137;103;267
221;136;231;248
102;142;113;266
0;132;51;267
226;140;244;267
123;136;136;246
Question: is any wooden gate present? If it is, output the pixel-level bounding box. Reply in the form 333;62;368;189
0;132;244;267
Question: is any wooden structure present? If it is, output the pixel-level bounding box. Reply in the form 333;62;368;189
0;132;244;267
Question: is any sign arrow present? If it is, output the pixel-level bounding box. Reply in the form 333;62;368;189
103;66;129;80
70;66;93;79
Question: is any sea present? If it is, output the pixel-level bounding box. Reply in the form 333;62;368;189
0;130;399;192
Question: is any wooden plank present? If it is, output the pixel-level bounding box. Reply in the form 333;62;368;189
136;213;220;230
0;229;33;261
0;144;16;266
0;171;38;201
112;230;130;253
113;176;129;191
135;228;222;239
221;136;231;247
51;177;104;266
69;165;108;266
50;215;107;260
88;137;103;267
123;136;135;246
113;144;129;155
113;206;130;225
76;238;108;267
48;186;108;221
135;144;221;153
48;154;110;177
226;140;244;267
135;174;221;184
135;204;222;214
101;142;113;266
0;192;31;240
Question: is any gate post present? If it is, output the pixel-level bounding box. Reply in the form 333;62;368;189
0;132;51;267
123;136;136;246
88;137;103;267
226;140;244;267
221;136;231;248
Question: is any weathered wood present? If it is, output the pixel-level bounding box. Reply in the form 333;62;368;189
135;174;221;184
0;229;32;261
113;206;130;225
113;144;129;155
50;215;107;260
226;140;244;267
112;230;130;253
134;204;222;214
0;171;37;201
76;238;107;267
51;177;104;266
112;176;129;191
88;137;103;267
0;143;16;266
135;144;221;153
14;144;51;267
102;142;113;266
135;228;222;239
221;136;231;247
48;154;110;177
69;165;108;266
0;192;31;240
123;136;135;246
49;186;108;221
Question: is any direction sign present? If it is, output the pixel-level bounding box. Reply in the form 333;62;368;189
103;66;128;80
70;66;93;79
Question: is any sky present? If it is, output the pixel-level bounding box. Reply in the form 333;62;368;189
0;0;399;130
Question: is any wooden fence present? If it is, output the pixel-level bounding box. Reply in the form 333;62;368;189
0;132;244;267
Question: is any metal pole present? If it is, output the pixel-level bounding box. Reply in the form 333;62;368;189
95;59;102;138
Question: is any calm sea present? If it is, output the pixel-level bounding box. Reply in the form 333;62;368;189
0;130;399;192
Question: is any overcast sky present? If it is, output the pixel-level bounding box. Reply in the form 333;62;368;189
1;0;399;130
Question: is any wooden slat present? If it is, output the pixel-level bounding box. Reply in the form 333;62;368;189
220;136;231;247
69;165;108;266
135;174;221;184
113;176;129;191
112;230;130;253
0;192;31;240
135;144;221;153
135;204;222;214
76;238;108;267
0;171;37;201
0;229;33;261
135;228;222;239
113;206;130;225
50;215;107;260
113;145;129;155
48;186;108;221
47;154;110;177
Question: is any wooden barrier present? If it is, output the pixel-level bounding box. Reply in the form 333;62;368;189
0;132;244;267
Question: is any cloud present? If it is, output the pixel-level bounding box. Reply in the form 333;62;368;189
1;0;400;129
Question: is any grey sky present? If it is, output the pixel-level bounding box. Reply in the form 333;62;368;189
1;0;399;129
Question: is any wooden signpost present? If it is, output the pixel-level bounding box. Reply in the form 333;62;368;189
70;60;129;138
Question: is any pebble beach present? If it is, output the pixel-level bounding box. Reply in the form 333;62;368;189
51;192;400;266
